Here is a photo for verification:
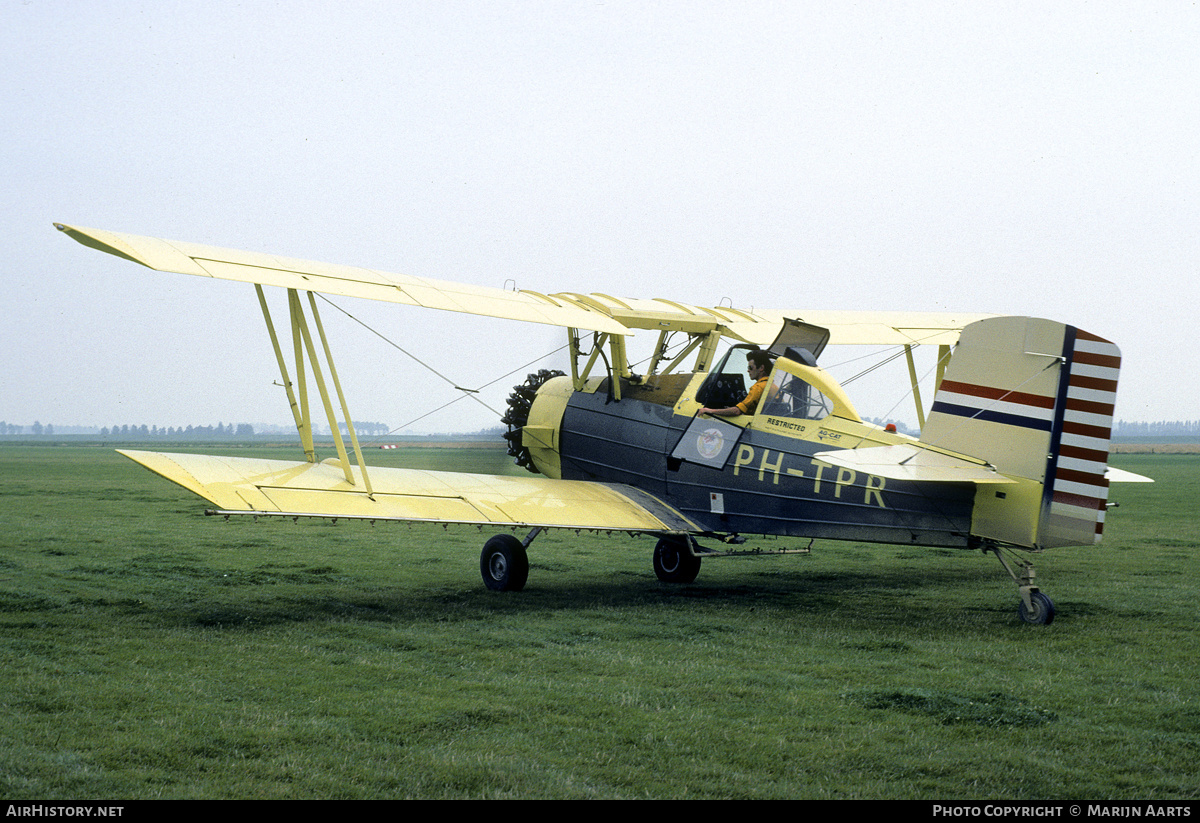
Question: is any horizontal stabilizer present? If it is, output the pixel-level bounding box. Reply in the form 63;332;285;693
812;444;1015;484
1105;466;1154;483
117;450;702;533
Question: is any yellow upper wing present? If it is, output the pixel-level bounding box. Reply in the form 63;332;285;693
57;223;991;345
119;450;704;533
56;223;628;334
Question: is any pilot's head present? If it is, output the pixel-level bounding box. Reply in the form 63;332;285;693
746;349;772;379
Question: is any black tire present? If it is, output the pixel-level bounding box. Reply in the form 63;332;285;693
653;537;701;584
1018;591;1055;625
480;534;529;592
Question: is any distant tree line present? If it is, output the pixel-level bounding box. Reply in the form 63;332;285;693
337;421;391;436
96;423;257;439
1113;420;1200;436
0;421;54;435
0;420;399;438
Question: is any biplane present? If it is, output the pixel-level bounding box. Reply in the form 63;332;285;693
56;223;1149;624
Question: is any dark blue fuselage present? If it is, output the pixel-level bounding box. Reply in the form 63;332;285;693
559;390;975;548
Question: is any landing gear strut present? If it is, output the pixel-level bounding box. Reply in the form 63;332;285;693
986;544;1056;625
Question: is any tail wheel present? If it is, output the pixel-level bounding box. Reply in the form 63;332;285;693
1018;591;1056;625
653;537;701;584
502;369;565;473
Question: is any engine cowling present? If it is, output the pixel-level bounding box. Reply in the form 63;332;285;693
501;370;570;477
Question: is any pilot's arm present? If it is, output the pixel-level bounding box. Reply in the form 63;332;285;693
700;364;770;417
699;404;744;417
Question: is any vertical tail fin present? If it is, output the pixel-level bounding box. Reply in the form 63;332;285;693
920;317;1120;548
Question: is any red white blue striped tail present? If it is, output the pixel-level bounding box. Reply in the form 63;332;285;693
921;317;1120;548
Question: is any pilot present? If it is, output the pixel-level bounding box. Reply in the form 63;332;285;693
699;350;772;417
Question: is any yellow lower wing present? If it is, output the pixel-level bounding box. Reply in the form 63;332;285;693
118;450;700;533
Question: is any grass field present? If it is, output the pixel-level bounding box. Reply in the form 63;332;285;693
1;443;1197;799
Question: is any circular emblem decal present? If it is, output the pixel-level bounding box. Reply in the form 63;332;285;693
696;427;724;460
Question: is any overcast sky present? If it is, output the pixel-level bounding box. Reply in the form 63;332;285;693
3;1;1196;435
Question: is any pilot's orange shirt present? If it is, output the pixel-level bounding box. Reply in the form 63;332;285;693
736;376;769;415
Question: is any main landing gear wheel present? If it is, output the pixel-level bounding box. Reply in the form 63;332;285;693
1018;591;1056;625
480;534;529;592
653;537;701;584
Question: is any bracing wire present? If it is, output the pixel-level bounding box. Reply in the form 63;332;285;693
837;348;911;386
314;294;567;438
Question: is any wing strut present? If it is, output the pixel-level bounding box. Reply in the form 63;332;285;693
904;345;927;430
304;290;374;494
257;286;374;494
935;344;951;390
900;343;955;431
570;331;622;397
256;285;315;461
